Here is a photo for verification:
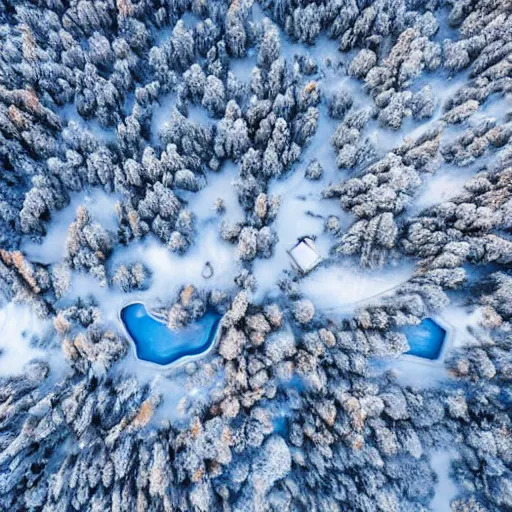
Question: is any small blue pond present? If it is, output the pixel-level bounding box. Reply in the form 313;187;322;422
402;318;447;360
120;302;221;366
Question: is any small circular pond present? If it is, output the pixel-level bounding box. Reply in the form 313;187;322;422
120;302;222;367
402;318;447;361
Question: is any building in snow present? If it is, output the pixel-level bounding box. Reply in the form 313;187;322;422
287;237;323;274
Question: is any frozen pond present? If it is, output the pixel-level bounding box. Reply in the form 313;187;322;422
403;318;447;360
120;302;221;366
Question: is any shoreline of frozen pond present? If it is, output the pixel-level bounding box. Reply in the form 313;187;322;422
120;302;222;368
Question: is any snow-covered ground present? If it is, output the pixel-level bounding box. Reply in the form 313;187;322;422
430;451;459;512
0;303;48;376
56;165;243;327
376;355;452;388
230;48;258;84
301;259;416;316
251;98;354;301
22;188;121;265
181;161;245;224
57;104;117;142
411;161;482;214
62;226;239;328
442;304;485;348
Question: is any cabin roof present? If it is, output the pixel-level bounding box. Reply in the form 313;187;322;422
287;237;323;274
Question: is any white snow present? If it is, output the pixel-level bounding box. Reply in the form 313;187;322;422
151;92;177;143
373;304;483;388
181;11;201;28
154;11;201;45
252;103;353;301
430;451;459;512
57;104;117;142
288;238;322;273
412;162;481;214
187;103;215;125
250;187;342;301
52;165;243;332
300;260;416;315
0;302;47;376
117;228;238;299
473;92;512;124
230;48;258;84
21;5;493;399
363;70;470;158
62;225;239;328
23;188;121;265
443;304;484;347
180;161;245;223
377;356;451;388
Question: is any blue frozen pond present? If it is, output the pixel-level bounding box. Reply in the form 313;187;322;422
120;302;221;366
402;318;447;360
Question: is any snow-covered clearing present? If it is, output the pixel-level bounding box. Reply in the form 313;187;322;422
180;161;245;224
230;48;258;84
442;304;485;348
430;451;459;512
377;356;452;388
23;188;121;265
0;302;48;376
411;161;482;214
62;226;239;328
252;103;353;301
301;260;416;315
475;92;512;124
57;104;117;142
113;356;225;425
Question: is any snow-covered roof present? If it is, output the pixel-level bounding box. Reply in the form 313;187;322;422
287;237;323;274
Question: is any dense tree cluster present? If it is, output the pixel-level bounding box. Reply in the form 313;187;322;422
0;1;511;511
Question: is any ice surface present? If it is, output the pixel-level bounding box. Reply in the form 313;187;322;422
120;302;221;366
402;318;446;360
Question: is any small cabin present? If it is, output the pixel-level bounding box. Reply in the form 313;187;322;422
287;237;323;274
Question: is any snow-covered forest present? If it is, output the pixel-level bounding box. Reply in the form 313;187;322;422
0;0;511;510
